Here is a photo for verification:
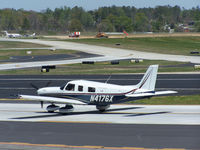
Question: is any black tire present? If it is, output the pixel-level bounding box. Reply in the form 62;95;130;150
47;110;54;113
99;109;106;112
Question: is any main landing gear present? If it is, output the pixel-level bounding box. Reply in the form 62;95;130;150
96;105;110;112
46;104;74;114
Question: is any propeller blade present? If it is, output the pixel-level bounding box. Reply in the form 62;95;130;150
45;81;52;87
30;83;39;90
40;101;43;108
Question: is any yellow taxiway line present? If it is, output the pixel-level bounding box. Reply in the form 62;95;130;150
0;142;185;150
40;120;112;124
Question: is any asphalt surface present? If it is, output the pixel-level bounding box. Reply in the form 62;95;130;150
0;52;99;63
0;121;199;149
0;74;199;99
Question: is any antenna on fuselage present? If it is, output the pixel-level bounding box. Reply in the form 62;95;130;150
105;75;112;83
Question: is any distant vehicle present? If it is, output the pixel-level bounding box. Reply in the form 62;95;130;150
69;32;80;37
2;31;22;38
19;65;177;113
96;32;108;38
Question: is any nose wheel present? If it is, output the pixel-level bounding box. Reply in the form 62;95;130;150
96;105;110;112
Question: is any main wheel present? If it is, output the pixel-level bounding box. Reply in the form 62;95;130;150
46;104;60;113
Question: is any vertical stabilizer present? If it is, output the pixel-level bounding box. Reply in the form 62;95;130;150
137;65;158;91
3;31;8;36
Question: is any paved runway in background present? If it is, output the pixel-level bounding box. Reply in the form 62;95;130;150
0;74;199;98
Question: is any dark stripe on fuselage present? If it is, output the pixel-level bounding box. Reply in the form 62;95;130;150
139;69;152;89
41;93;146;105
50;88;138;96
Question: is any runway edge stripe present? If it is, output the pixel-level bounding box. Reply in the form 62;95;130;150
39;120;112;124
0;142;185;150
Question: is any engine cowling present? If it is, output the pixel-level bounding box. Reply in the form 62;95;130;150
96;105;110;112
59;105;74;114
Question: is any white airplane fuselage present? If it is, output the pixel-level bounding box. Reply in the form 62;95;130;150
37;80;144;105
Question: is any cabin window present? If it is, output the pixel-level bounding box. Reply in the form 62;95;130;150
78;85;83;92
65;84;75;91
88;87;95;92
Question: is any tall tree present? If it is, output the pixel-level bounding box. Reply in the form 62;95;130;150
134;13;148;32
22;17;30;30
69;19;82;31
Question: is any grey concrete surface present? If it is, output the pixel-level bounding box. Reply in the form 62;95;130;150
0;104;199;125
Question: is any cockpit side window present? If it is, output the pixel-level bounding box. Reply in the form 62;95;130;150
78;85;83;92
88;87;95;92
65;84;75;91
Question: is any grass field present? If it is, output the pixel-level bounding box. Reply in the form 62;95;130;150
0;59;198;75
0;41;49;49
128;95;200;105
0;49;77;61
66;36;200;55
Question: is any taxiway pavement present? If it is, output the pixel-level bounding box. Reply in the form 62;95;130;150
0;104;199;149
0;52;99;63
0;103;200;125
0;38;200;70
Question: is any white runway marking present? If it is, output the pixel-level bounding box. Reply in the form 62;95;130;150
0;103;199;125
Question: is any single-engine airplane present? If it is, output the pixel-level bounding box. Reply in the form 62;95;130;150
19;65;177;113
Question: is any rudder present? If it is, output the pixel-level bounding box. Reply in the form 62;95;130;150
136;65;159;91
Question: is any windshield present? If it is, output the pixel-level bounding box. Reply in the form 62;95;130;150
65;83;75;91
60;84;66;90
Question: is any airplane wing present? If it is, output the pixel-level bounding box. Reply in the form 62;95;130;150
19;95;87;105
125;90;177;97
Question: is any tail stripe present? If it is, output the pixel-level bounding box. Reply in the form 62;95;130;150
136;65;158;91
139;69;152;89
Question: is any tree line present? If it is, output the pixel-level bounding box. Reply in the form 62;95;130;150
0;5;200;34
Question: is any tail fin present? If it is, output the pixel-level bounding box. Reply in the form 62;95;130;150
3;31;8;36
137;65;158;91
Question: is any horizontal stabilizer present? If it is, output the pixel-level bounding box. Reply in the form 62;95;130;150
125;93;155;97
19;95;86;105
126;90;177;97
154;91;177;95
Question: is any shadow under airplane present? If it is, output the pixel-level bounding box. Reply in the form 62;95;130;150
11;106;144;119
9;107;170;120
